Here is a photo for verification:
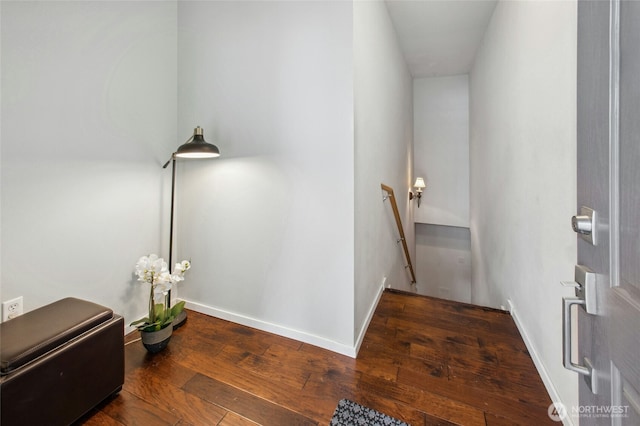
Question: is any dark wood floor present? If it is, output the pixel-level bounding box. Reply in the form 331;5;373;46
79;290;555;425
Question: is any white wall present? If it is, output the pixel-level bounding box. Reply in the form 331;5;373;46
413;75;470;301
354;0;414;344
175;1;356;354
415;224;471;303
1;1;177;325
1;0;412;358
414;75;469;228
469;0;578;415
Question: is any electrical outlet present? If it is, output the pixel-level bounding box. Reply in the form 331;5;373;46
2;297;23;321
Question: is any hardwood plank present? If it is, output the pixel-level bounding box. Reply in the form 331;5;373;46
75;409;126;426
484;411;536;426
447;360;550;401
386;291;521;342
124;368;228;425
387;289;506;319
183;373;318;426
100;390;181;426
356;373;486;426
218;412;260;426
392;320;480;350
397;367;552;424
81;292;554;426
124;339;198;389
300;371;359;414
359;335;448;381
346;394;427;426
174;343;337;423
235;344;311;390
348;392;459;426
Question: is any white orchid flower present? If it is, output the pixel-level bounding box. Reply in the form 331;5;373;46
157;283;172;293
174;260;191;275
136;256;155;283
134;255;191;286
152;256;167;273
132;254;193;331
171;273;185;283
135;254;170;284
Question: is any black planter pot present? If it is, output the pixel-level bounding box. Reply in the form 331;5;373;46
140;326;172;353
172;310;187;330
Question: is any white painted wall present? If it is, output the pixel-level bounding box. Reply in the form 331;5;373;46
1;1;177;326
415;224;471;303
1;0;411;357
469;0;578;415
354;0;414;343
414;75;469;228
175;1;356;354
413;75;470;302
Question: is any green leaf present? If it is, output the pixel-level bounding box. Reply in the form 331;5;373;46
140;322;160;332
170;300;186;317
153;303;166;321
130;317;150;326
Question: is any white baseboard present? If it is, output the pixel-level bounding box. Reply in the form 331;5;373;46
182;299;357;358
180;284;386;359
508;299;575;426
124;324;137;335
353;283;386;356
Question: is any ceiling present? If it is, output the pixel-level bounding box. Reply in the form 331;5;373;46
384;0;498;78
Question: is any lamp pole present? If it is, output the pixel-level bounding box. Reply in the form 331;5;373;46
168;155;176;273
162;127;220;329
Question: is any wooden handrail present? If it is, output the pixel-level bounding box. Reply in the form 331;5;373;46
381;183;417;284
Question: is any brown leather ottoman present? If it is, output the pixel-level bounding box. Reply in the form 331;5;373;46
0;297;124;425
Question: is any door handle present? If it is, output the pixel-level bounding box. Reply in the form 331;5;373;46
562;297;598;393
562;297;589;375
561;264;599;393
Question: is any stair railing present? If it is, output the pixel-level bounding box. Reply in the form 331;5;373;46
381;183;417;284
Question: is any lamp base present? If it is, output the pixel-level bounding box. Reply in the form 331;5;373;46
172;310;187;330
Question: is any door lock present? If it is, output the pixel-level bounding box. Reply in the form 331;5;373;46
571;206;597;245
572;215;592;234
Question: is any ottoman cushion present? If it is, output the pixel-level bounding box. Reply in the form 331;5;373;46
1;297;114;374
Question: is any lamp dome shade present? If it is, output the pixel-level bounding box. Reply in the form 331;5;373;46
414;177;426;189
175;127;220;159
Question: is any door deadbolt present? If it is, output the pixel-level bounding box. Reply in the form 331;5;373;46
571;206;597;245
572;215;592;234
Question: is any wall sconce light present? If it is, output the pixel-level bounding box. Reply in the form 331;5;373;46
409;177;426;207
162;126;220;328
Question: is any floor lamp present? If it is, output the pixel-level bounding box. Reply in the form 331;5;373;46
163;126;220;329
